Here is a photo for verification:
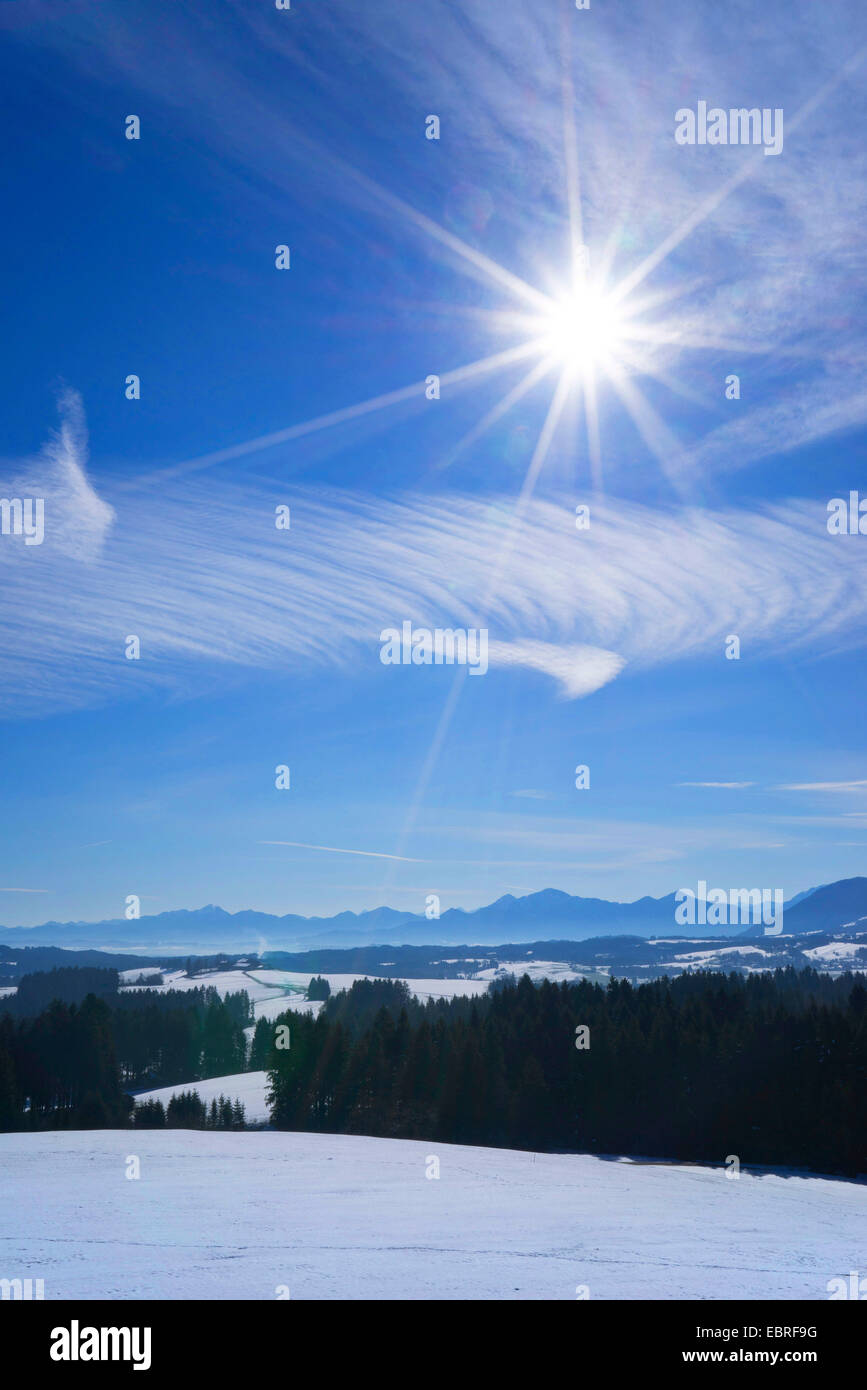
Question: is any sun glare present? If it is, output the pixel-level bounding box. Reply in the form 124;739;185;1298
535;283;627;377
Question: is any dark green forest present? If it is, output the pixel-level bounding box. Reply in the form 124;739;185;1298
0;969;252;1129
266;969;867;1176
135;1091;247;1130
2;964;865;1177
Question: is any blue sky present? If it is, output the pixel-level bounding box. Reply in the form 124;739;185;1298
1;0;866;927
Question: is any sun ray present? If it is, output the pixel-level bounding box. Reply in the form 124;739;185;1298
603;358;696;500
342;161;552;313
433;355;557;474
513;369;573;515
390;373;573;880
581;364;604;494
269;117;555;316
559;13;587;286
388;665;469;874
469;371;573;619
612;44;867;304
122;341;543;490
611;347;717;412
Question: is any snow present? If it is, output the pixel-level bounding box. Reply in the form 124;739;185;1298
474;960;591;984
668;946;770;963
2;1128;862;1300
121;967;489;1020
119;968;186;991
119;967;163;983
150;970;284;1002
804;941;867;962
134;1071;270;1124
651;938;739;945
403;977;491;1000
119;968;311;1021
252;993;319;1022
248;969;490;1003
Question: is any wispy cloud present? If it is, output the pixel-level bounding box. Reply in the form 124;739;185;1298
488;641;625;699
776;780;867;792
259;840;427;863
3;400;867;714
678;782;755;789
0;389;114;564
421;813;792;860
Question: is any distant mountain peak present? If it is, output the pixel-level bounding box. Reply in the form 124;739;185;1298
4;876;866;952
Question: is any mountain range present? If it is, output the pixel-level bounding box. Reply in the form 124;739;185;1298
2;877;865;953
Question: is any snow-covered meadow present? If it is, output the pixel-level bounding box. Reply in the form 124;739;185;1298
119;966;491;1023
2;1128;862;1300
135;1071;271;1124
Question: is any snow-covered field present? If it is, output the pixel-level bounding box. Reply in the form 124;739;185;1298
245;969;490;1004
121;967;491;1021
134;1071;270;1123
804;941;867;962
130;969;284;1002
475;960;596;984
392;976;491;1001
2;1128;862;1300
119;966;164;984
662;946;773;967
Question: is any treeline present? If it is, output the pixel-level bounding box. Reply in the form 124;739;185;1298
179;954;260;977
8;966;119;1015
267;968;867;1176
0;996;124;1129
135;1091;247;1130
5;964;867;1173
320;976;482;1035
125;971;165;987
113;987;251;1086
0;984;253;1130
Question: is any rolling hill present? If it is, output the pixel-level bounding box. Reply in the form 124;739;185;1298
2;1128;861;1300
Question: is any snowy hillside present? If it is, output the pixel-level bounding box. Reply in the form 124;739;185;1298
122;967;490;1023
2;1129;862;1300
134;1071;270;1124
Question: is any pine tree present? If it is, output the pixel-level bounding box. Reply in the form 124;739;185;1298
135;1098;166;1128
249;1016;273;1070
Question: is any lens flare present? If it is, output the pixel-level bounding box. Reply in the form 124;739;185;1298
535;283;627;376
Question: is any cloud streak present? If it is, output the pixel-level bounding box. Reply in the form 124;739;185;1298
777;780;867;792
678;782;755;789
259;841;427;863
3;401;867;715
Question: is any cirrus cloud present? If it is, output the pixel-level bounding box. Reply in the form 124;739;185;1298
2;398;866;716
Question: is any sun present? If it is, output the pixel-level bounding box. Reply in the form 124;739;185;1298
532;281;628;378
